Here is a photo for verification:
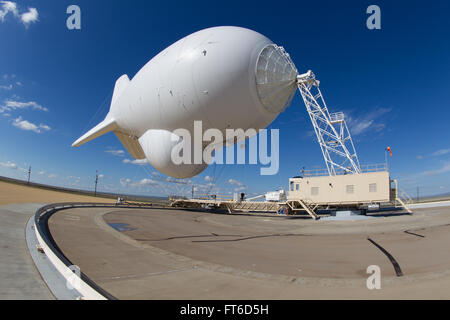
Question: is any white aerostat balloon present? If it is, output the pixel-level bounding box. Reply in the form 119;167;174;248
72;26;298;178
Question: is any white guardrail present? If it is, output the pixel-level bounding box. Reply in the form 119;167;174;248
33;203;125;300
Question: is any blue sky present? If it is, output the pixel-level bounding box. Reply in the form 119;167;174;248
1;0;449;198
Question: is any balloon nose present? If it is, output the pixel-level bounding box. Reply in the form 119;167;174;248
255;44;298;114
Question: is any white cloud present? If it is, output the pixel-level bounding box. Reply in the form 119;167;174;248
0;2;38;27
13;117;39;132
120;177;160;188
0;160;17;169
38;170;45;175
423;162;450;176
20;7;38;26
432;149;450;157
2;74;15;80
0;100;48;113
228;178;243;186
70;178;81;186
102;184;118;192
120;178;131;187
351;120;373;135
0;84;12;90
106;149;125;157
415;149;450;160
138;178;158;186
204;175;213;182
40;124;51;131
123;158;148;165
123;178;160;188
165;176;192;185
0;1;18;21
98;174;104;179
12;116;51;133
227;178;248;193
346;107;391;136
48;173;57;179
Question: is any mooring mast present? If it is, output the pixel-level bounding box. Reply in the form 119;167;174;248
296;70;361;176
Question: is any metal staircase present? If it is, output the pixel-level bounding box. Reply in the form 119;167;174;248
398;187;414;204
285;199;319;219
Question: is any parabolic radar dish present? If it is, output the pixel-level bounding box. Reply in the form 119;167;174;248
72;26;298;178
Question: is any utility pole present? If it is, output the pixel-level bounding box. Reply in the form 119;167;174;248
27;166;31;185
191;185;194;199
417;186;419;203
94;170;98;197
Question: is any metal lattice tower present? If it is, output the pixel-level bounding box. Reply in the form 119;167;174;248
297;70;361;176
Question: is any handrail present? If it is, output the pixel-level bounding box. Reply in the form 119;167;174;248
300;163;388;177
33;202;152;300
192;194;233;201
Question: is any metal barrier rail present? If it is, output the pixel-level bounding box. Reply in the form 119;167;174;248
33;202;152;300
302;163;388;177
193;194;234;201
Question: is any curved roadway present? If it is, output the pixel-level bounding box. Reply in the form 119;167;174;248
47;206;450;299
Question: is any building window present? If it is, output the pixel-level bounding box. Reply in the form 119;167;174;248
346;185;354;194
296;184;299;191
369;183;377;193
311;187;319;196
290;181;294;191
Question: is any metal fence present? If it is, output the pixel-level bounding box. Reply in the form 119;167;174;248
302;163;388;177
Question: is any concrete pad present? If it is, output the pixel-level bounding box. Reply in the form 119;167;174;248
409;201;450;209
46;206;450;299
0;203;53;300
322;215;375;221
